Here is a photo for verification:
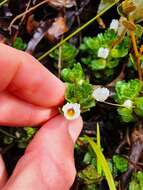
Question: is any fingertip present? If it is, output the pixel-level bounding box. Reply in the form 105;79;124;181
68;117;83;143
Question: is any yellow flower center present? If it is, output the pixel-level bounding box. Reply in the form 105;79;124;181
67;108;75;117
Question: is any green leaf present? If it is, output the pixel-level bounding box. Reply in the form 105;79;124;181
78;165;100;185
83;152;93;165
118;107;134;123
13;37;27;50
4;136;14;144
110;48;128;58
134;97;143;117
65;81;95;112
90;59;106;70
129;171;143;190
49;43;78;68
85;136;117;190
106;59;119;68
61;63;85;83
115;80;142;103
18;127;37;148
135;24;143;39
112;155;128;173
104;69;114;76
80;37;100;52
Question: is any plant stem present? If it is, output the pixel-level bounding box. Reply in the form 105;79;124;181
38;0;120;61
0;0;8;7
130;31;142;80
102;101;124;107
0;128;16;138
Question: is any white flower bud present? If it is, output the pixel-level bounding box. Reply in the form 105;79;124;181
92;87;110;102
97;47;110;59
123;100;133;109
62;103;81;120
109;19;119;32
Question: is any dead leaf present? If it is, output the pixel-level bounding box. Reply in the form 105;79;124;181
47;0;76;8
26;15;39;34
26;21;47;53
45;16;68;42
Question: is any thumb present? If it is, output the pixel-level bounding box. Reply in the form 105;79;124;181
3;115;83;190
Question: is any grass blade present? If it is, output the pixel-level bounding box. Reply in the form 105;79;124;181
85;135;117;190
97;123;102;176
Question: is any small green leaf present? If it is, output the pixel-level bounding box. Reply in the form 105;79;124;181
61;63;85;83
90;59;106;70
118;107;134;123
129;171;143;190
110;48;128;58
112;155;128;173
115;80;142;103
65;81;95;112
78;165;100;185
13;37;27;50
106;59;119;68
134;97;143;117
49;43;78;68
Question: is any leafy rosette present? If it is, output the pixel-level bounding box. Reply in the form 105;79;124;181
114;79;143;122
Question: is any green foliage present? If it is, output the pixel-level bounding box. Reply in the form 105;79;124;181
65;81;95;112
78;165;100;185
115;80;142;103
83;152;97;166
62;63;95;112
118;107;134;122
134;97;143;117
4;136;14;144
2;127;37;149
80;29;129;79
18;127;37;148
80;30;117;52
114;80;143;122
13;37;27;50
85;136;117;190
49;43;78;68
61;63;85;83
129;171;143;190
112;155;128;173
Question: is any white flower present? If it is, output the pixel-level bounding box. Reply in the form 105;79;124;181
109;19;119;32
123;100;133;109
62;103;81;120
92;87;110;102
97;47;110;59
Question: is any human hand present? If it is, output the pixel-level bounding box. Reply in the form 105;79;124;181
0;43;83;190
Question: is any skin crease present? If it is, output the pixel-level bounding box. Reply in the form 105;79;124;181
0;43;83;189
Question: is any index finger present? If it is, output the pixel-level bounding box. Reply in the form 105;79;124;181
0;43;65;107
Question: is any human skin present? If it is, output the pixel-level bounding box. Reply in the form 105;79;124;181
0;43;83;190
